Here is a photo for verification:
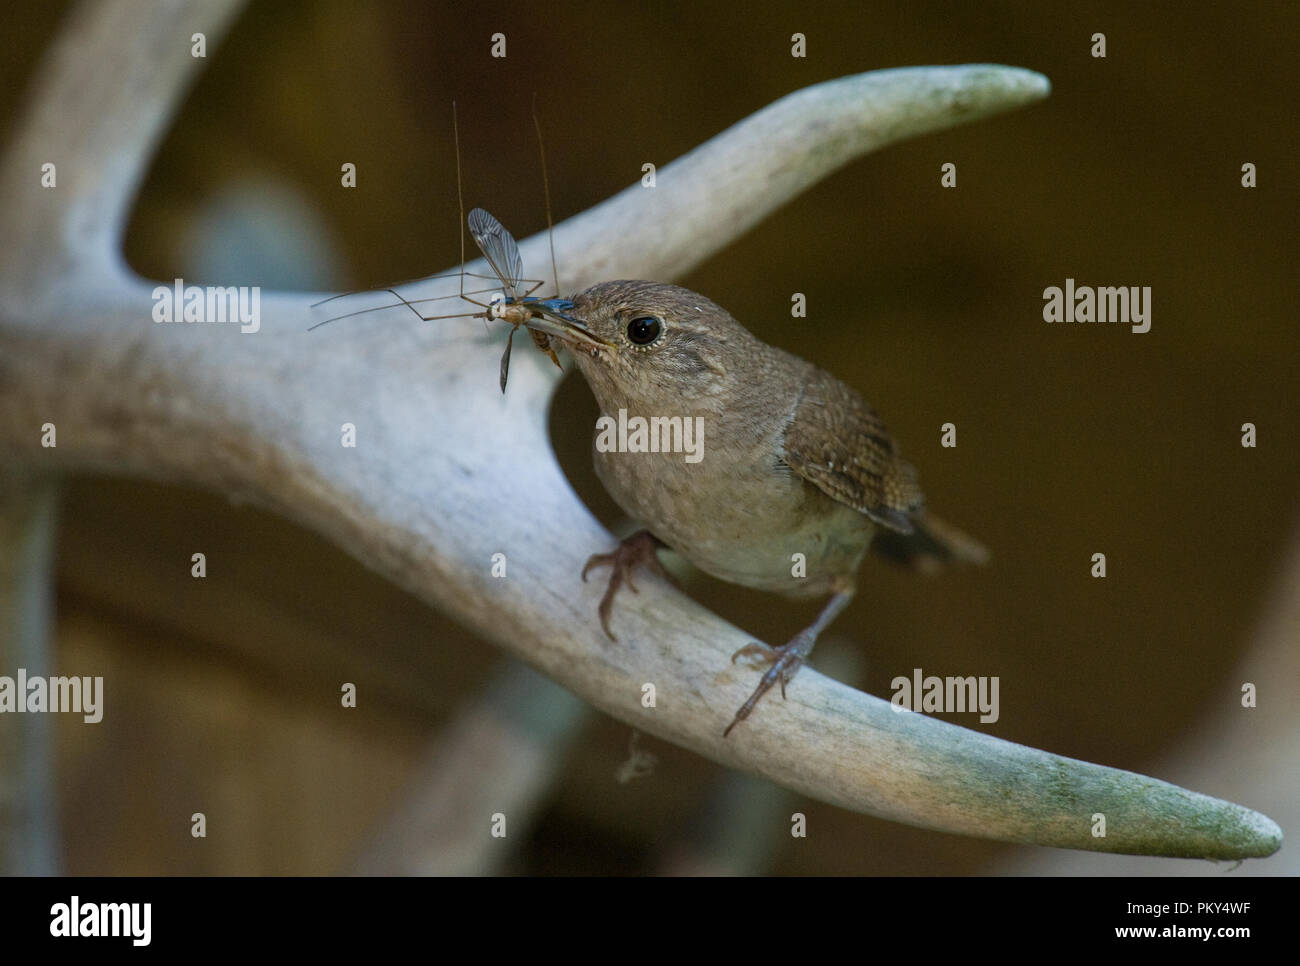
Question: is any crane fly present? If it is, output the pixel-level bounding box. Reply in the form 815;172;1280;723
310;100;594;393
464;205;581;392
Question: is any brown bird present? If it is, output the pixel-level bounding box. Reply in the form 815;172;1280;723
524;280;987;735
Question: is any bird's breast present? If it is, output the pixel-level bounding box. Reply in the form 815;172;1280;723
591;419;873;596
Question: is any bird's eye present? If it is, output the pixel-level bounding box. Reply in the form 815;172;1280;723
626;316;662;346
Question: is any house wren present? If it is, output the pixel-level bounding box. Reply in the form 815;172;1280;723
523;280;987;736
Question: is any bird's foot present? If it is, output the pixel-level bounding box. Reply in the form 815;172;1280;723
581;529;672;641
723;630;819;737
722;588;853;737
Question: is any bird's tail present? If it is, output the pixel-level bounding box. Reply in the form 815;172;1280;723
871;512;989;575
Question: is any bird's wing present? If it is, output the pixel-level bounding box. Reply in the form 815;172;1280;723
781;367;924;534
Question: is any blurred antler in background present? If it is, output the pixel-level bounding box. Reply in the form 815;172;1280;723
0;472;61;873
0;0;1282;868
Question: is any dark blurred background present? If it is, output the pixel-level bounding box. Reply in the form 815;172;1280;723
1;0;1295;873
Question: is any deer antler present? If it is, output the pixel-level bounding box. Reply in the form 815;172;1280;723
0;0;1280;861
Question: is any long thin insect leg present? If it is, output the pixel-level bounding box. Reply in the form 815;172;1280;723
499;325;517;393
453;100;470;307
528;95;564;372
453;101;499;339
306;285;524;331
532;92;560;298
310;270;504;310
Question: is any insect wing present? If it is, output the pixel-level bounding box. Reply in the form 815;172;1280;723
468;207;526;299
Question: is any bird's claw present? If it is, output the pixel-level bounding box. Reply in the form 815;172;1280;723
581;530;670;641
724;634;815;736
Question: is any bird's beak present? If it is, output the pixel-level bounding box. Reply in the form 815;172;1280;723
524;303;612;350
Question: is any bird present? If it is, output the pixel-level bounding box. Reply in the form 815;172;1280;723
522;280;987;735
